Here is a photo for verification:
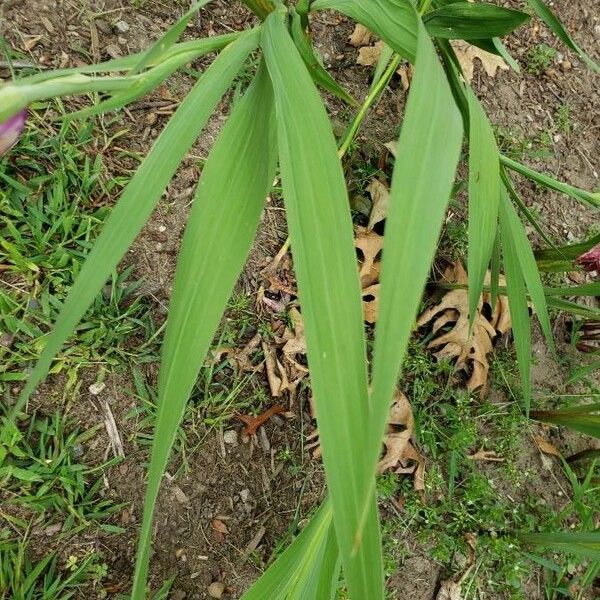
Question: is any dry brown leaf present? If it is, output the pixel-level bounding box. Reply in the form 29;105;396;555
349;24;372;47
534;435;561;457
366;178;390;231
354;226;383;288
467;448;505;462
417;262;512;394
396;64;413;91
211;518;229;535
436;580;464;600
450;40;509;83
262;342;284;397
282;307;306;357
357;41;386;66
362;284;380;324
237;405;285;436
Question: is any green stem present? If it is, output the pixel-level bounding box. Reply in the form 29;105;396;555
337;53;402;158
240;0;275;19
419;0;433;15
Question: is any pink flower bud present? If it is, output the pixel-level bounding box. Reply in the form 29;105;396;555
0;110;27;156
576;243;600;273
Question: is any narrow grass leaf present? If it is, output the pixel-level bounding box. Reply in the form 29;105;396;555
262;11;382;598
520;532;600;561
11;30;259;421
466;86;499;327
365;18;463;534
544;282;600;297
132;61;277;598
241;503;334;600
546;297;600;320
8;33;240;88
290;11;357;106
500;192;553;349
490;229;501;312
132;0;213;73
531;404;600;440
500;155;600;210
424;3;529;39
311;0;418;63
525;0;600;74
501;168;556;250
534;233;600;272
499;195;532;414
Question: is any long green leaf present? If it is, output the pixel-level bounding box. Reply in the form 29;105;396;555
534;233;600;272
520;532;600;561
10;30;259;420
290;10;357;106
500;155;600;211
262;10;382;599
466;86;499;327
544;283;600;297
531;403;600;440
311;0;418;63
19;33;240;84
525;0;600;74
499;195;532;414
424;3;529;39
547;297;600;320
500;192;553;349
132;0;213;73
241;503;335;600
132;60;277;598
364;17;463;538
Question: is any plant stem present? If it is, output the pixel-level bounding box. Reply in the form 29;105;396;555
337;53;402;158
419;0;433;15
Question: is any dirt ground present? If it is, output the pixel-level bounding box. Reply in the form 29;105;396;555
0;1;599;599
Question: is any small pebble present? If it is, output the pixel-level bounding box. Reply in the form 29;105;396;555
240;488;250;503
223;430;238;446
114;20;130;34
88;381;106;395
208;582;225;598
95;19;112;35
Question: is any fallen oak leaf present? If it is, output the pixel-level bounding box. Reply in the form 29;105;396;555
348;23;372;47
357;40;386;66
467;447;505;462
237;405;285;436
450;40;509;83
354;226;383;287
366;178;390;231
534;435;561;457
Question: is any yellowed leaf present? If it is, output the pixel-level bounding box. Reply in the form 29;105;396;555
534;435;561;457
366;178;390;231
354;226;383;288
450;40;509;83
348;23;372;47
417;263;512;394
357;41;386;66
467;447;505;462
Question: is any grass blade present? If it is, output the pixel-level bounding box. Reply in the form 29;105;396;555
500;155;600;211
261;11;382;598
500;192;553;350
365;17;462;536
311;0;418;63
531;404;600;440
290;10;357;106
10;30;259;419
546;297;600;320
520;532;600;561
466;86;499;327
241;503;335;600
132;0;213;73
424;3;529;39
499;193;532;414
132;60;277;598
534;233;600;272
525;0;600;74
544;283;600;297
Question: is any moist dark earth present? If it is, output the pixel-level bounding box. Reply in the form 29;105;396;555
0;1;599;599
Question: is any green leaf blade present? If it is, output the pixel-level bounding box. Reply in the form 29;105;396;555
12;30;260;422
131;59;277;598
466;87;500;327
261;11;382;599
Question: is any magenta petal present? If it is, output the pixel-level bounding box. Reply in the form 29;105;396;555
576;243;600;273
0;110;27;156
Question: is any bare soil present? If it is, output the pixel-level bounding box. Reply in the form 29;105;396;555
1;1;599;599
